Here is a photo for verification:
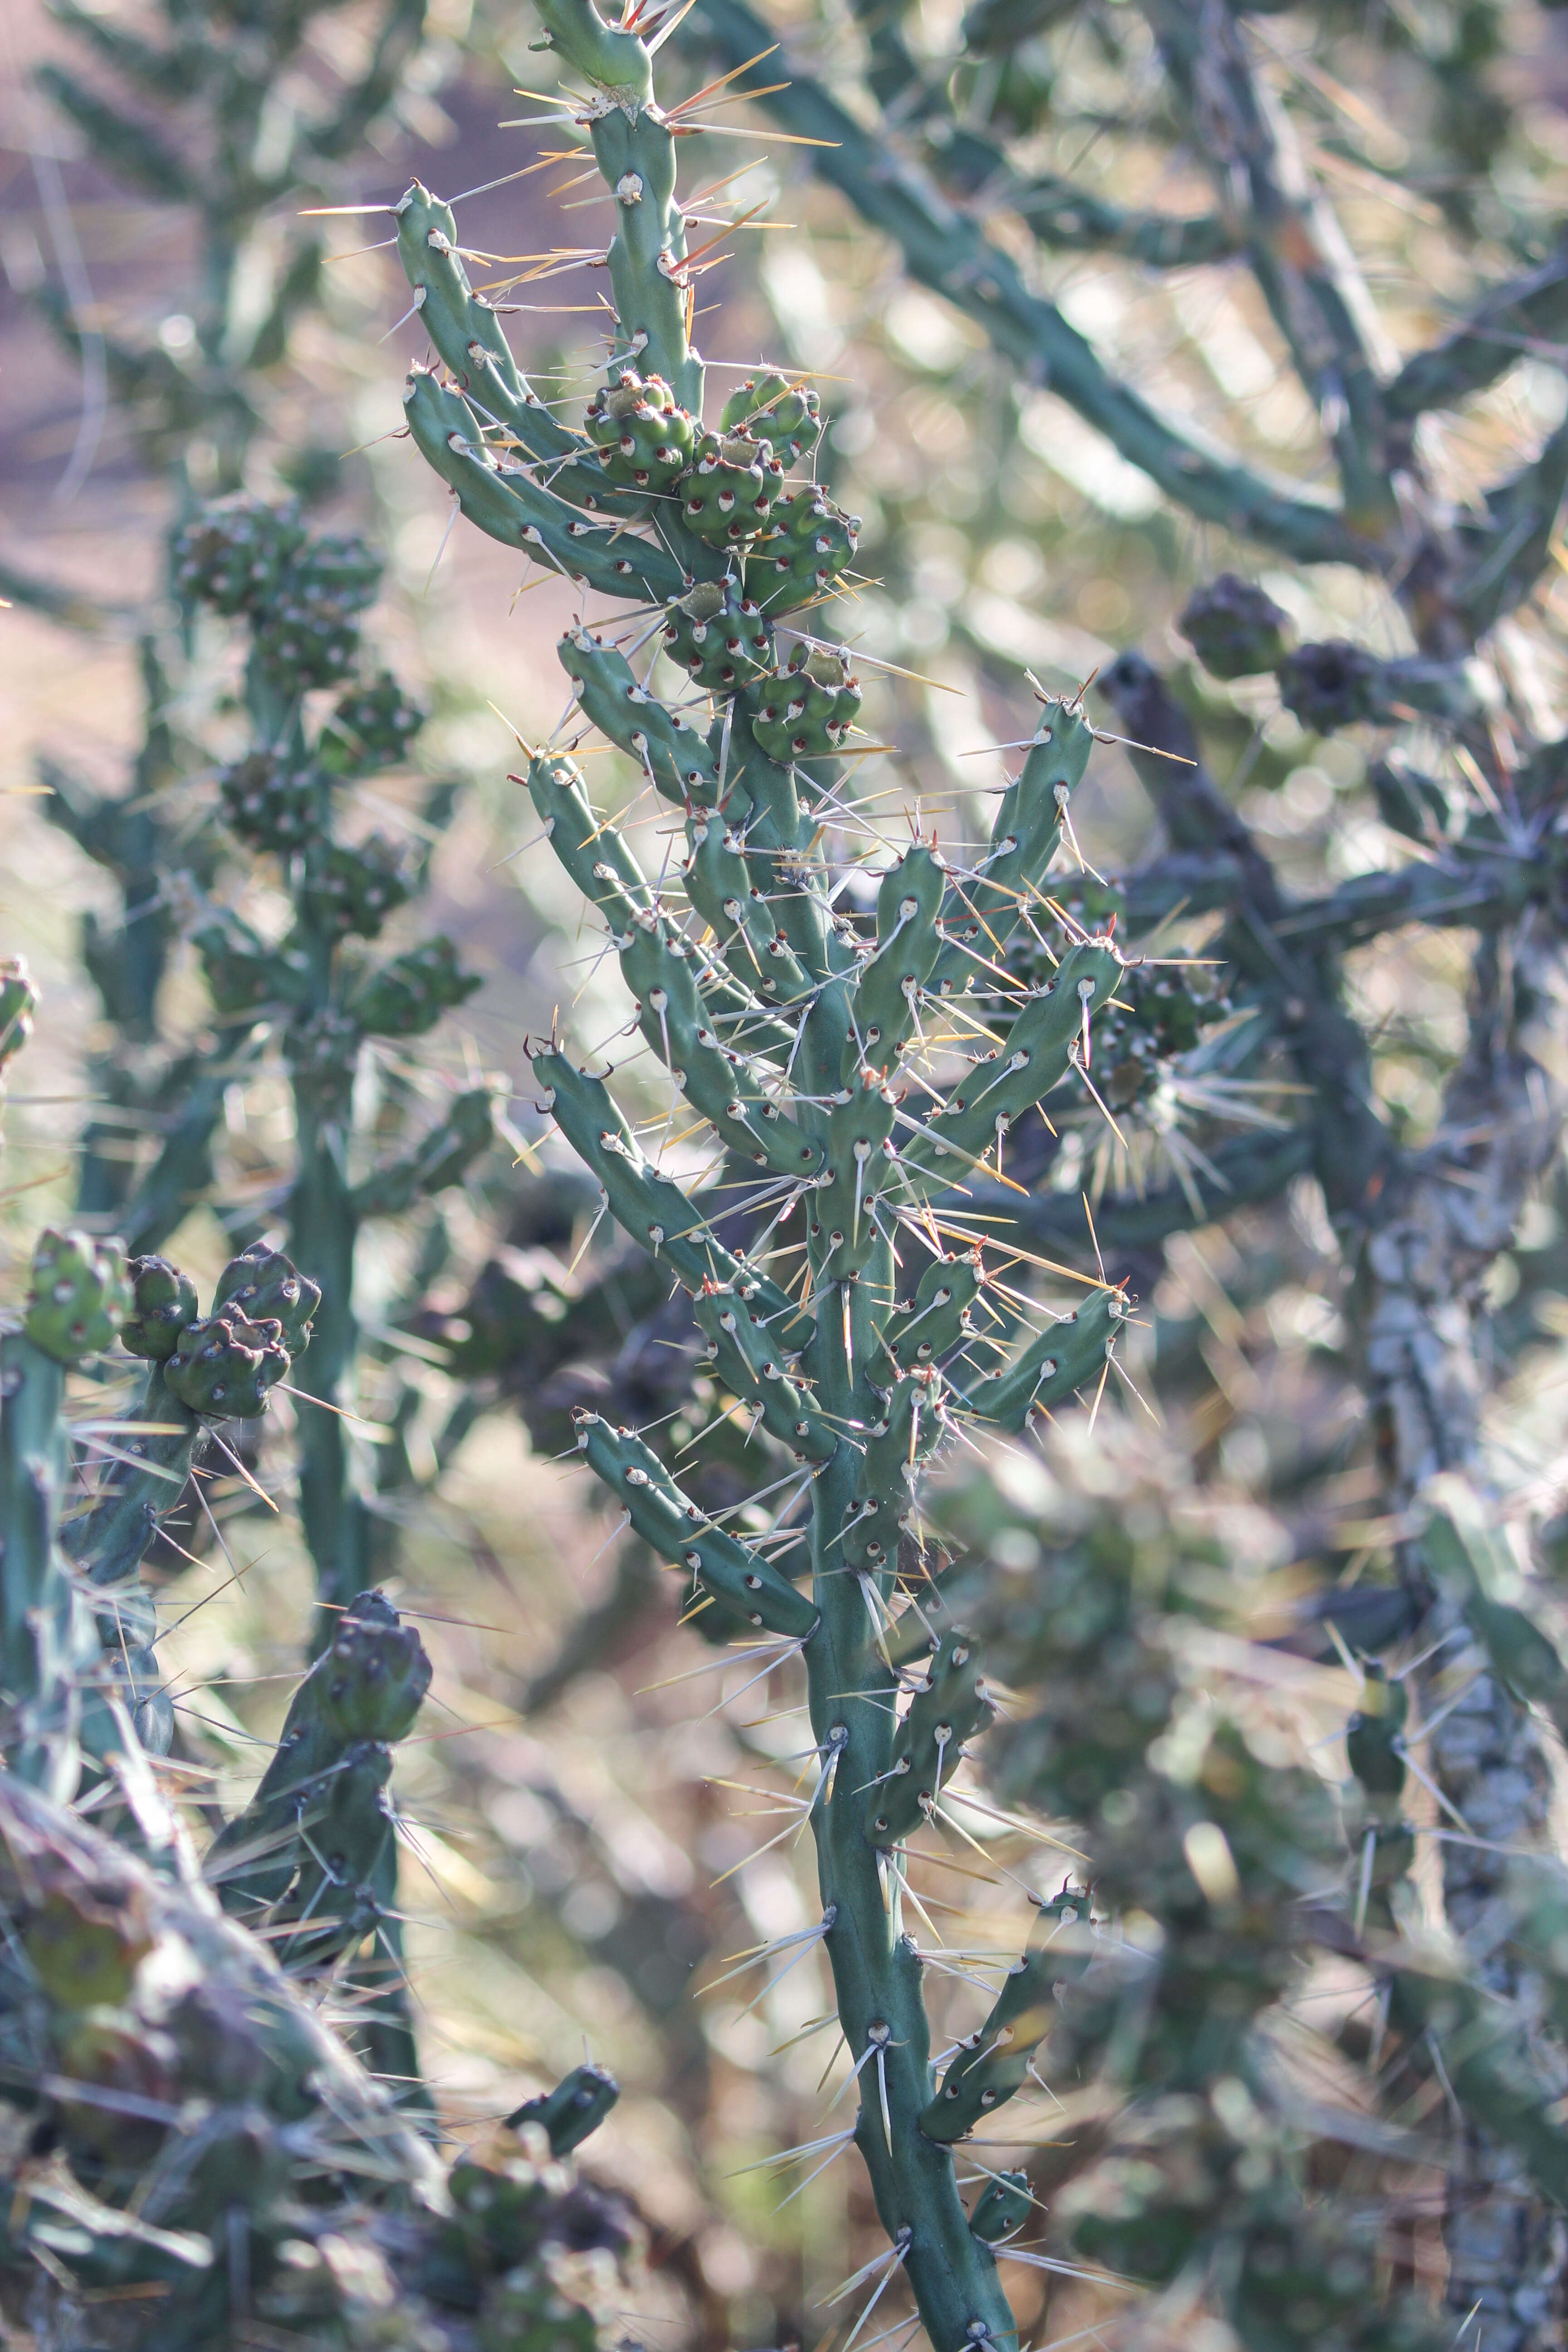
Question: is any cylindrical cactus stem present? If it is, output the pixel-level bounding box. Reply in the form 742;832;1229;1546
1;1231;131;1797
507;2061;620;2155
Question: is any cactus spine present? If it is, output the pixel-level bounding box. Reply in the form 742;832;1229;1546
389;9;1156;2340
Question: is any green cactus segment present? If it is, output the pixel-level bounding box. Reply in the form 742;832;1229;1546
525;753;652;931
960;1283;1130;1429
721;371;823;466
353;935;479;1038
574;1411;818;1636
24;1230;131;1364
212;1242;321;1358
559;629;721;806
1423;1499;1568;1746
664;578;774;691
119;1254;199;1360
0;1329;99;1797
506;2062;620;2156
869;1253;985;1388
841;1369;950;1581
0;955;39;1073
401;368;685;603
930;701;1095;991
534;1051;794;1311
165;1308;289;1418
351;1087;496;1219
218;749;322;852
682;806;813;1007
691;1282;833;1461
1344;1661;1409;1804
751;484;862;614
194;911;309;1017
865;1629;995;1846
970;2170;1033;2244
901;941;1126;1188
846;844;948;1073
921;1890;1093;2141
394;182;592;473
207;1591;430;1915
748;645;862;764
584;368;697;493
615;908;821;1175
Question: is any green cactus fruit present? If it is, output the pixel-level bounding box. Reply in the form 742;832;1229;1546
751;484;860;613
303;835;412;939
286;1008;362;1116
314;1590;432;1742
0;955;38;1073
1177;573;1292;679
720;371;823;467
583;368;697;492
254;533;382;688
164;1307;289;1417
121;1254;201;1360
1276;639;1377;733
970;2170;1032;2243
22;1882;152;2011
662;578;774;691
172;495;306;617
748;643;862;763
353;935;480;1037
319;671;428;776
24;1229;130;1362
506;2062;620;2156
219;749;321;851
212;1242;321;1358
194;915;310;1018
680;428;782;549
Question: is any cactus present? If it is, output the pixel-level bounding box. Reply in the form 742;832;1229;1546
168;505;493;1641
380;8;1201;2338
0;1767;637;2349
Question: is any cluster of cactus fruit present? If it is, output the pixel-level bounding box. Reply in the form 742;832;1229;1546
379;4;1222;2343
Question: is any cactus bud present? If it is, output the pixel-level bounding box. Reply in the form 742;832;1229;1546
584;368;697;491
320;671;427;776
506;2062;620;2156
121;1254;201;1360
172;495;306;616
748;644;862;763
286;1008;362;1115
1276;639;1377;734
720;370;823;466
681;428;780;548
212;1241;321;1358
0;955;38;1074
314;1591;432;1742
24;1229;130;1362
219;749;321;851
662;578;774;691
253;533;382;688
164;1307;289;1417
1177;573;1292;680
353;935;480;1037
303;835;412;939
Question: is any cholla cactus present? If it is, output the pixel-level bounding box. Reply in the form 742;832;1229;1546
378;5;1205;2340
172;499;495;1633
